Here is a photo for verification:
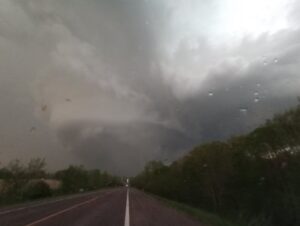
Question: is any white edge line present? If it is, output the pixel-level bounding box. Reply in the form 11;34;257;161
0;190;102;216
25;196;98;226
124;188;130;226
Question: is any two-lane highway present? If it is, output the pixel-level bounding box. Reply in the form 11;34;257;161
0;187;203;226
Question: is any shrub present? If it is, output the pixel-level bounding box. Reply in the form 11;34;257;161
22;180;52;200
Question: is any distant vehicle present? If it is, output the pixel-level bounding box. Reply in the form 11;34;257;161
125;178;130;187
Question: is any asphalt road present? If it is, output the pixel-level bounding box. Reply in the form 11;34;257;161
0;187;203;226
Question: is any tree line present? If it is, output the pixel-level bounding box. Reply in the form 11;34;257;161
0;159;121;205
132;104;300;226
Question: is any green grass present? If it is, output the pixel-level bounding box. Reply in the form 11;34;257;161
150;194;241;226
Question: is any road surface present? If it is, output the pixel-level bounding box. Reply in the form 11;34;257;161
0;187;203;226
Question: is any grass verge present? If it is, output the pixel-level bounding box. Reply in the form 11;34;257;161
150;194;241;226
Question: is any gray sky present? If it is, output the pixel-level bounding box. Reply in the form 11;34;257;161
0;0;300;175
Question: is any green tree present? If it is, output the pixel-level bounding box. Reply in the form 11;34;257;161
55;165;88;193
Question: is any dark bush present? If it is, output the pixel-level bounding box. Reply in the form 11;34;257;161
22;180;52;200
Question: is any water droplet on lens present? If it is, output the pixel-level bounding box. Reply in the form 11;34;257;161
274;58;278;63
254;92;259;96
263;61;268;66
254;98;259;103
208;92;214;97
281;161;287;168
239;108;248;113
41;105;47;111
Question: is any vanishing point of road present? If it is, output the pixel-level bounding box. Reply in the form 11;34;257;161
0;187;203;226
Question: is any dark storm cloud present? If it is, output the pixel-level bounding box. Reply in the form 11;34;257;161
0;0;300;175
